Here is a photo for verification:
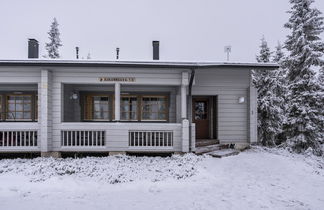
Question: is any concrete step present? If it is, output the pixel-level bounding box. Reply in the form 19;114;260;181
206;149;240;158
195;144;223;155
196;139;220;147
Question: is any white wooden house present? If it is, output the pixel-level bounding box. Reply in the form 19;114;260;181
0;41;278;157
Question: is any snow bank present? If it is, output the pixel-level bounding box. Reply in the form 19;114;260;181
0;148;323;210
0;154;202;184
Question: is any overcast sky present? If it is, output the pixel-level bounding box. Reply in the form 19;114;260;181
0;0;323;62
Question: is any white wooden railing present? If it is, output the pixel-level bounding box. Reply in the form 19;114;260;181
61;130;105;147
129;130;173;147
0;130;38;147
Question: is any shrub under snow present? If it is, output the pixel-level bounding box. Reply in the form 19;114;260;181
0;154;202;184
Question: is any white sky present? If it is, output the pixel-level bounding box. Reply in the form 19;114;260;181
0;0;323;62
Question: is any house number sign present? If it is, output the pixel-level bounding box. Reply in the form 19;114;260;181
99;77;136;82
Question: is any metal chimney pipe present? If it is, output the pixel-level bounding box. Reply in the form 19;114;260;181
76;47;79;59
28;39;39;58
116;47;120;60
152;41;159;60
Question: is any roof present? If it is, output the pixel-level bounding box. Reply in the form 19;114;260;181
0;59;279;69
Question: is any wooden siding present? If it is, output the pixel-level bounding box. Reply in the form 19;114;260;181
192;69;250;143
51;67;186;151
54;123;182;152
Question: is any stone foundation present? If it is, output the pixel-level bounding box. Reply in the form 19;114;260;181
41;152;62;158
109;151;126;156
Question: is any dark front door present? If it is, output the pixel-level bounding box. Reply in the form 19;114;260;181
193;97;210;139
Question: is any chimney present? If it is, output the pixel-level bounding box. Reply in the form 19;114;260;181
152;41;159;60
28;39;39;58
76;47;79;59
116;47;120;60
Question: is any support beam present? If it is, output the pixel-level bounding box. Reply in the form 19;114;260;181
39;70;52;152
181;119;189;152
248;86;257;143
181;85;187;119
114;83;121;121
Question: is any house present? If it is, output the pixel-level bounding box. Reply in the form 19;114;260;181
0;40;278;157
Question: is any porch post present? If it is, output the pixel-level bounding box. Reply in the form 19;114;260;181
181;72;189;152
114;83;120;121
40;69;52;155
181;85;187;119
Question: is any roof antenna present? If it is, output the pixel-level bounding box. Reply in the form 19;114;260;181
75;47;79;59
224;45;231;61
116;47;120;60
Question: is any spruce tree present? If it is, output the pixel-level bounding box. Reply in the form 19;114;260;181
253;37;284;146
45;18;62;59
284;0;324;155
272;42;288;145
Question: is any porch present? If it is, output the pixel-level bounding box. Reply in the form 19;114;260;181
0;80;195;154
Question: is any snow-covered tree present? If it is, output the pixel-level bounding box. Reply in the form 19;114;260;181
272;42;289;145
253;37;284;146
45;18;62;59
284;0;324;155
87;52;91;59
256;36;271;63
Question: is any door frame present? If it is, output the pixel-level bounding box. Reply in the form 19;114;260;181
192;96;218;140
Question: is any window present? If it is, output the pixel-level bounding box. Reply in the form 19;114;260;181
83;93;169;122
141;96;168;121
6;95;32;120
121;96;138;121
84;95;111;121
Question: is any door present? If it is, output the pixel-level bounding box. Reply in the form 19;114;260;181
193;97;210;139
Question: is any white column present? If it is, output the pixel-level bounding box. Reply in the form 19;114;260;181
248;86;257;143
181;85;187;119
181;119;189;152
114;83;120;121
40;69;52;153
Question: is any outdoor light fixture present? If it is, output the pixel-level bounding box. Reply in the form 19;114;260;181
70;92;79;100
238;96;245;104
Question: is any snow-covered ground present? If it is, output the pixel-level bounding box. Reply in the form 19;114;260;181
0;147;323;210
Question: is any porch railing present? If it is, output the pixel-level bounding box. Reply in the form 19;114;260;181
129;130;173;147
0;130;38;147
61;130;105;147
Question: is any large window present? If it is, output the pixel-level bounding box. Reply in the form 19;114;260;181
83;93;169;122
141;96;168;121
121;96;138;121
84;95;111;121
7;95;32;120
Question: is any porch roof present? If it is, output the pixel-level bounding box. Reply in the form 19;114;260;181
0;59;279;70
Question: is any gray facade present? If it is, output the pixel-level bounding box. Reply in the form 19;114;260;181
0;60;277;156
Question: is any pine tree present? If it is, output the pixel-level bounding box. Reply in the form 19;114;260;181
284;0;324;155
87;52;91;59
256;36;271;63
272;42;289;145
45;18;62;59
253;37;284;146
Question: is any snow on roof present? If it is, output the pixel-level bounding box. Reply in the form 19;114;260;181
0;59;279;69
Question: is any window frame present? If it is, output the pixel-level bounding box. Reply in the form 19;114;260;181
120;95;139;121
0;92;38;122
83;93;113;122
140;95;169;122
82;93;169;122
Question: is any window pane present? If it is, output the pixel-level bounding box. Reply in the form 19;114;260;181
92;96;109;120
141;96;167;120
16;104;23;111
15;96;23;103
15;112;23;119
24;112;31;119
121;97;138;120
24;103;31;111
23;96;31;103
